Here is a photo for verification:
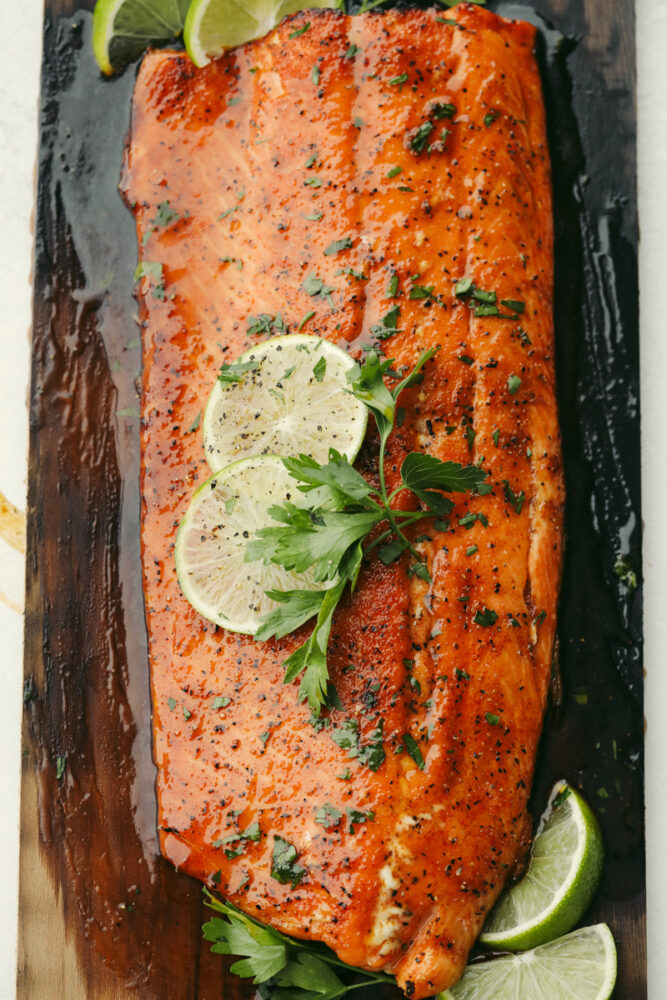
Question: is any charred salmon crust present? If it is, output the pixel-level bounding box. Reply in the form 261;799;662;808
121;4;563;995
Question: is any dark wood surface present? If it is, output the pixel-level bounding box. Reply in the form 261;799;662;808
17;1;644;998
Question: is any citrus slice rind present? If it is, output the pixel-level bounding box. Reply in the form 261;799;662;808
175;455;328;634
203;334;368;474
93;0;189;75
479;781;604;951
439;924;617;1000
184;0;338;66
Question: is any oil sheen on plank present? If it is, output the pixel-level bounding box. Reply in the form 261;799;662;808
122;7;562;995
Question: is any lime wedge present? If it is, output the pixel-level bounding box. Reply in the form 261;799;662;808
203;335;367;474
480;782;604;952
175;455;328;633
92;0;190;75
184;0;338;66
439;924;616;1000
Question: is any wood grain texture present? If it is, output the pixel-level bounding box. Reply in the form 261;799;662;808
18;0;644;997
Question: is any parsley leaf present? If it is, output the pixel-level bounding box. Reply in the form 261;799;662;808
324;237;353;256
402;733;425;770
248;349;489;716
410;121;434;153
313;356;327;382
271;836;306;888
203;895;395;995
474;607;498;627
218;360;258;384
314;803;343;828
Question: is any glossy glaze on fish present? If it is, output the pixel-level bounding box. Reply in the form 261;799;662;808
122;4;562;994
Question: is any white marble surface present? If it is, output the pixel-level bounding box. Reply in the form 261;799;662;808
0;0;664;996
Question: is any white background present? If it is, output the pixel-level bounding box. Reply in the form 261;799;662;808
0;0;665;996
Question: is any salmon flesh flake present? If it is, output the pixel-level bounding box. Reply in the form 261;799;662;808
122;4;563;995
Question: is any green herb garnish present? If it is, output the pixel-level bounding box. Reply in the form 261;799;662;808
324;237;353;256
270;836;306;888
203;895;395;993
247;348;488;715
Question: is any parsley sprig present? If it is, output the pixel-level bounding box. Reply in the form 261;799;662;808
246;348;488;716
203;894;394;997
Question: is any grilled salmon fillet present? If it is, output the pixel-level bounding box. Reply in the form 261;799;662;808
121;4;563;994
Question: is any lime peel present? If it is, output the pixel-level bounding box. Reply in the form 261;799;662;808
184;0;339;67
439;924;617;1000
93;0;190;75
479;781;604;952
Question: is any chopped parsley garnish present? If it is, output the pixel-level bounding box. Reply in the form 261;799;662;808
314;803;343;828
432;102;456;119
455;279;524;319
289;21;310;37
55;755;67;781
187;410;202;434
297;310;316;331
270;836;306;888
370;304;401;340
385;273;399;297
311;64;320;85
305;210;323;221
344;43;360;59
507;374;522;395
246;313;286;337
386;165;403;179
336;266;367;281
305;176;323;188
410;284;436;300
302;273;335;310
134;260;165;300
485;712;500;726
346;807;375;833
323;236;353;256
389;73;408;87
501;299;525;314
151;201;179;227
217;822;261;858
409;121;435;153
402;733;425;770
312;356;327;382
459;511;488;529
502;479;525;513
474;607;498;627
212;695;231;709
218;360;258;384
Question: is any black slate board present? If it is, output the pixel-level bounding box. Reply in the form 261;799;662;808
18;2;644;997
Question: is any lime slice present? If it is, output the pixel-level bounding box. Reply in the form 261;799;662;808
203;335;367;474
92;0;190;75
184;0;338;66
175;455;327;633
479;782;604;952
439;924;616;1000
